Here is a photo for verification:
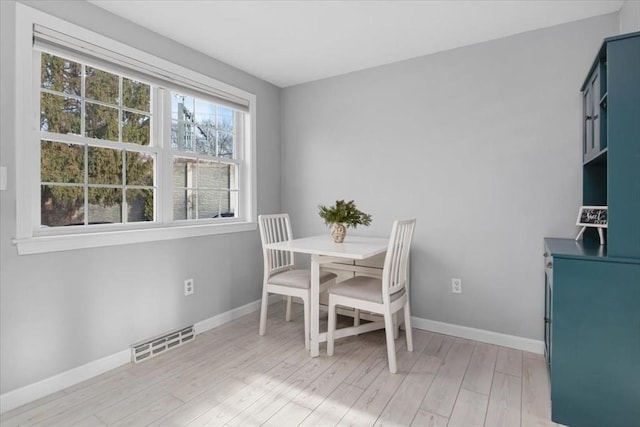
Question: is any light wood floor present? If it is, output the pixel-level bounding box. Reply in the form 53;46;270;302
1;302;559;427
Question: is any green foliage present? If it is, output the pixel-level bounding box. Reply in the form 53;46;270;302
318;200;372;228
39;53;154;226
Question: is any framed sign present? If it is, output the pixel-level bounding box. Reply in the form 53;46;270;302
575;206;607;244
577;206;608;227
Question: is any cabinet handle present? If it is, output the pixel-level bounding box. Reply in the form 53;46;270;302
546;262;553;269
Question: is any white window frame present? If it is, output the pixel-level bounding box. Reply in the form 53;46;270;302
14;4;257;255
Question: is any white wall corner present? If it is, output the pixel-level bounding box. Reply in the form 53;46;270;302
411;316;545;354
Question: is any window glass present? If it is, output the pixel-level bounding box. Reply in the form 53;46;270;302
85;66;119;104
40;93;81;134
40;140;84;183
122;111;150;145
218;131;234;159
126;189;154;222
88;147;122;185
126;151;154;186
88;187;122;224
171;91;239;220
35;49;247;235
39;52;154;228
85;103;119;141
201;190;236;219
41;185;84;227
122;77;150;111
40;53;81;96
217;106;234;132
194;98;215;127
173;189;195;220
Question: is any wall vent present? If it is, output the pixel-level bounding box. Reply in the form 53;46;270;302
131;325;195;363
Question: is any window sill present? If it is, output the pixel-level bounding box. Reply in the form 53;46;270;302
13;221;257;255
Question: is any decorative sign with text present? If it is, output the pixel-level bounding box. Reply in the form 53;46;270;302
577;206;608;227
575;206;607;245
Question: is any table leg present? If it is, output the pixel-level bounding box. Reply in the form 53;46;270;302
310;255;321;357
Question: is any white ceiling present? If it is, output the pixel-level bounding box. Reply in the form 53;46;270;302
89;0;623;88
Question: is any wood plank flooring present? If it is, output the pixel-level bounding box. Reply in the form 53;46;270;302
1;302;560;427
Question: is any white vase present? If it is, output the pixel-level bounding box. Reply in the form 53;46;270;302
330;223;346;243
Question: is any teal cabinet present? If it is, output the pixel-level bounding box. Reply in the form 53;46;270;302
544;239;640;427
545;32;640;427
580;32;640;259
582;63;606;164
606;34;640;259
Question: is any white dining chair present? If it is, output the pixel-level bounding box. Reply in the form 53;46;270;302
258;213;337;349
327;218;416;373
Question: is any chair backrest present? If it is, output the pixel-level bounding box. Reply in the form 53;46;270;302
382;219;416;301
258;214;296;276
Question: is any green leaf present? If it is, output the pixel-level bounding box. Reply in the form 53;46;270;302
318;199;372;228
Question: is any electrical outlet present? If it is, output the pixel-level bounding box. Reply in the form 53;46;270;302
184;278;194;296
451;278;462;294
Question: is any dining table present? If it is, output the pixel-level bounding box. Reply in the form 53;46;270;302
263;234;389;357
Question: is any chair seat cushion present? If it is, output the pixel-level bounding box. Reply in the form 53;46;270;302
329;276;405;303
268;269;337;289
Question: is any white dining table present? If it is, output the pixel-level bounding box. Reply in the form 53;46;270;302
264;234;389;357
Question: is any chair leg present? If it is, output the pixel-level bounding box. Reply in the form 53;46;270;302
327;298;337;356
404;302;413;352
303;296;310;350
259;287;269;336
384;311;398;373
393;312;400;339
285;296;292;322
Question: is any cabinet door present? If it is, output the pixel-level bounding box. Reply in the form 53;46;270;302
591;70;600;155
583;67;605;163
551;258;640;426
583;83;594;161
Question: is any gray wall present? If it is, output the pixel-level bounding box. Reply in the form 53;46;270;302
0;0;624;397
0;0;281;394
281;14;619;341
620;0;640;33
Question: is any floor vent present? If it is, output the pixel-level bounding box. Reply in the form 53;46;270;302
131;325;195;363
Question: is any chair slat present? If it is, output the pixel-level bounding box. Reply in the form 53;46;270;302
327;218;416;373
258;213;336;350
260;214;295;273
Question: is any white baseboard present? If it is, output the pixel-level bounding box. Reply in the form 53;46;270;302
0;295;281;414
1;299;541;414
0;349;131;415
194;294;281;334
411;316;545;354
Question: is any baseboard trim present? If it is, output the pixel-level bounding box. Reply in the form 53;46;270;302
194;294;281;334
0;295;280;414
411;316;545;354
0;349;131;415
1;300;541;414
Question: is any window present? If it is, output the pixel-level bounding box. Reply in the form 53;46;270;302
15;5;257;254
171;93;240;221
39;52;156;227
